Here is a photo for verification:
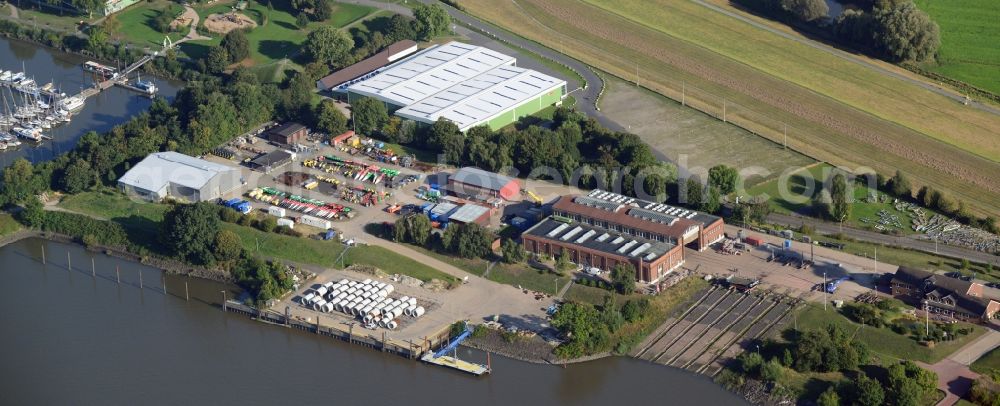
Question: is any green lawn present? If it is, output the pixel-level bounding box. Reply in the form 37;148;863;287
795;303;985;364
11;7;93;33
344;245;458;285
563;282;615;305
0;213;21;237
915;0;1000;95
111;0;185;47
487;263;571;295
971;346;1000;375
532;95;576;121
185;1;375;64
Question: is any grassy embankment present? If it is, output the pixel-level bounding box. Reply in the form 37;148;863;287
971;346;1000;375
914;0;1000;95
460;0;1000;217
58;191;454;284
0;213;21;237
795;303;984;364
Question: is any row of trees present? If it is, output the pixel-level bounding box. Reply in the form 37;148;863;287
883;170;997;234
352;96;731;213
739;0;940;63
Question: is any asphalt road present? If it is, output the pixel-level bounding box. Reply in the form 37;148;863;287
767;212;1000;266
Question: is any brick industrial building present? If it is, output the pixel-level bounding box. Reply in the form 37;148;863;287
521;190;725;283
267;123;308;146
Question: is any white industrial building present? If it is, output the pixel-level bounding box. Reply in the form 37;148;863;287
118;151;242;202
346;41;566;131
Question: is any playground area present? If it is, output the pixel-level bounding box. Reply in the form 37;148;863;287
203;11;256;34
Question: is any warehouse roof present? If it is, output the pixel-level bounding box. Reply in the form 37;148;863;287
250;150;293;169
269;122;306;137
316;40;418;91
450;167;516;191
347;41;515;106
395;65;566;131
118;151;239;192
524;217;675;263
447;204;490;224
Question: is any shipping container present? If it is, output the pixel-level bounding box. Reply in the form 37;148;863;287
299;214;332;230
267;206;286;217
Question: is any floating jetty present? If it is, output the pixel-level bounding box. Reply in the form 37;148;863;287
420;324;491;376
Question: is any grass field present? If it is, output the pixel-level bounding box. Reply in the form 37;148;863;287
111;0;185;47
915;0;1000;95
9;6;93;33
0;213;21;237
795;303;984;364
810;234;998;279
459;0;1000;217
601;74;814;186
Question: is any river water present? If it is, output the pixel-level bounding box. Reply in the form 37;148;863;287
0;38;182;169
0;238;746;405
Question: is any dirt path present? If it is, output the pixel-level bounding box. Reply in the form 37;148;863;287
181;5;209;42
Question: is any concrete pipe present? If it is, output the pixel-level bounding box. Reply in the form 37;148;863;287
406;298;417;306
405;305;417;317
414;307;425;317
378;319;388;328
362;278;372;285
387;320;398;330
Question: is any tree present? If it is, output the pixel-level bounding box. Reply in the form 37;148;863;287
830;173;851;223
621;300;642;322
214;230;243;262
205;46;230;74
708;165;739;194
61;159;95;194
296;12;310;28
256;215;277;232
351;96;389;135
611;263;635;294
86;25;110;52
936;192;958;214
701;186;722;214
685;178;704;208
412;3;450;41
888;361;938;406
161;202;221;264
221;29;250;63
854;372;885;406
394;214;432;246
152;7;176;33
314;100;348;135
305;26;354;67
916;185;933;207
739;351;764;375
817;387;840;406
874;1;940;62
781;0;829;22
887;170;912;198
450;223;493;259
1;159;43;205
501;238;525;264
426;118;464;164
555;248;572;273
312;0;332;21
760;358;784;382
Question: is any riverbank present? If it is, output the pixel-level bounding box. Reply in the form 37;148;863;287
0;227;234;283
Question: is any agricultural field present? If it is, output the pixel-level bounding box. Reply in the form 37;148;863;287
111;0;186;47
459;0;1000;217
600;75;814;186
182;1;375;64
915;0;1000;95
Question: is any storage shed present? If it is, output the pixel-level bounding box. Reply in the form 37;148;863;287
449;167;520;201
267;123;308;145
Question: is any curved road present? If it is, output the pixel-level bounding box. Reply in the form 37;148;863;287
691;0;1000;116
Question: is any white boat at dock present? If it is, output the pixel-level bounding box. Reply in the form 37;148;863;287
12;126;43;142
58;95;85;112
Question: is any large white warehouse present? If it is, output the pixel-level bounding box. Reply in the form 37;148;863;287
346;41;567;131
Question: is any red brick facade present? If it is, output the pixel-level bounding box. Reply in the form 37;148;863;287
521;233;685;283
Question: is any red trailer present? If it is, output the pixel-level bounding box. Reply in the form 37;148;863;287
743;236;764;247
